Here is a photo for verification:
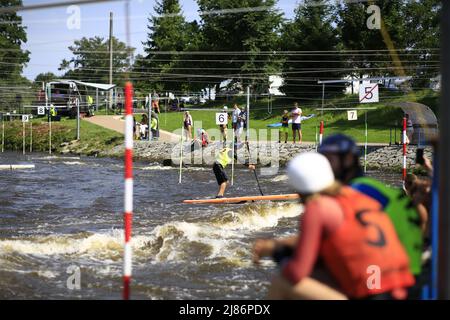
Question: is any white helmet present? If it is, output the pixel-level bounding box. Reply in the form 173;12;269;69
223;106;228;110
287;152;335;194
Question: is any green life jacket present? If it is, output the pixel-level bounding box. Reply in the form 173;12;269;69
216;148;231;168
351;176;423;275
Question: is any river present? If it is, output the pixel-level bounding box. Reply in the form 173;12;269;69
0;152;403;299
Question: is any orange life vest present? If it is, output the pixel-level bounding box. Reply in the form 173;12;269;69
320;186;415;299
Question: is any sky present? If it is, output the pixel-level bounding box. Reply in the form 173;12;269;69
18;0;298;81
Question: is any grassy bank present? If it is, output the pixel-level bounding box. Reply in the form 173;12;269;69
153;89;438;144
1;116;123;155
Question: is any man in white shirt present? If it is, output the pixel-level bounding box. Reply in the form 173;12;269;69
291;102;302;143
232;104;241;142
232;104;241;130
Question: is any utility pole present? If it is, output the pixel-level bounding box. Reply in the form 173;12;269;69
108;11;113;115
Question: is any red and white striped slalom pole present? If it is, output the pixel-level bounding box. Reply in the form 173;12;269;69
319;121;324;145
402;117;407;187
123;82;134;300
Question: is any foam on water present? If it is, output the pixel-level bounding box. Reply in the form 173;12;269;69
271;175;288;182
138;165;175;171
0;203;302;267
32;156;81;160
62;161;86;166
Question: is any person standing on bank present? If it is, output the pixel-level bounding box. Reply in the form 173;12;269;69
183;111;193;141
235;108;246;143
280;110;290;143
232;104;241;132
291;103;302;144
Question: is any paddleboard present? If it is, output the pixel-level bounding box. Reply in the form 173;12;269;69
183;194;300;204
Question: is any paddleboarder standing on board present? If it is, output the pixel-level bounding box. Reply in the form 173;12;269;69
213;147;255;198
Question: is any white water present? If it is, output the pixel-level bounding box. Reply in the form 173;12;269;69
0;203;302;267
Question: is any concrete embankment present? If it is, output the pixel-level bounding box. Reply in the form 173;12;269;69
102;141;432;171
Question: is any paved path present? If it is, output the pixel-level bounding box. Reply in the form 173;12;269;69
83;115;180;142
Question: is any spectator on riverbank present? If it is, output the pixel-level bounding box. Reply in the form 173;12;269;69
140;114;148;139
195;128;209;148
232;104;241;131
152;91;160;113
183;111;193;141
235;106;247;143
291;103;302;144
280;110;290;143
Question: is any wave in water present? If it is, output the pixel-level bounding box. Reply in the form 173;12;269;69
0;203;301;268
62;161;86;166
271;175;288;182
32;156;81;160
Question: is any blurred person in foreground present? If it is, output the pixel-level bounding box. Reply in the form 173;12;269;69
316;134;426;299
258;152;414;300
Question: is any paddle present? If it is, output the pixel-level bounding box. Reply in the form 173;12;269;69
245;140;264;196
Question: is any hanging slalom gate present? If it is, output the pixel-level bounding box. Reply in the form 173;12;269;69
316;107;377;174
177;86;252;186
123;82;134;300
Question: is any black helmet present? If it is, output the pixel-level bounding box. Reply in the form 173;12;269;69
318;134;360;156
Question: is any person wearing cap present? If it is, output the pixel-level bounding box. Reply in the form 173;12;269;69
317;133;425;298
195;128;209;148
255;152;414;300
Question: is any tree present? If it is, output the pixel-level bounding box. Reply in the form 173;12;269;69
0;0;30;110
280;0;345;99
136;0;196;93
34;72;58;84
197;0;283;94
336;0;407;79
404;0;441;87
59;36;134;85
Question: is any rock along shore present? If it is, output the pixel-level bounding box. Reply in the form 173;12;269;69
101;141;432;172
